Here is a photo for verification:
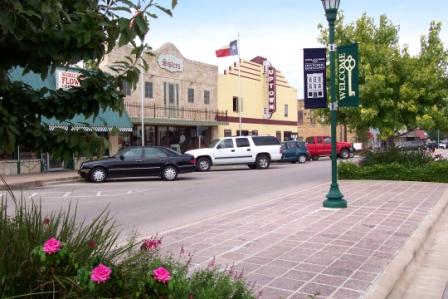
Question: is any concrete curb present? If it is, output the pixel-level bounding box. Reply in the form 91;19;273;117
363;187;448;299
0;176;81;190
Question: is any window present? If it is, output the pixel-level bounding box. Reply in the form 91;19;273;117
251;130;258;136
218;139;234;149
204;90;210;104
323;137;331;144
164;82;179;106
284;131;292;141
284;104;288;117
276;131;282;142
316;136;323;143
122;148;141;159
121;81;132;96
188;88;194;103
143;147;167;159
236;130;249;136
168;84;175;104
236;138;250;148
144;82;153;98
224;129;232;137
306;137;314;144
232;96;243;112
252;136;280;146
298;111;304;125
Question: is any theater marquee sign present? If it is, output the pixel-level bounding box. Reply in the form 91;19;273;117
264;61;276;113
157;54;184;72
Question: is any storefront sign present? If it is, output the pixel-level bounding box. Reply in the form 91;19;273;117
266;63;276;112
56;70;81;89
337;43;359;107
303;48;327;109
157;54;183;72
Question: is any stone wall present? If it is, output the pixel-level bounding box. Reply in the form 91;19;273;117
0;160;41;175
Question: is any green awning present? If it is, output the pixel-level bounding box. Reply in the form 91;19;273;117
43;108;133;132
129;117;228;127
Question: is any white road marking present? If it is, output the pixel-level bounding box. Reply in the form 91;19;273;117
127;190;132;194
29;193;37;199
63;192;71;198
96;191;102;197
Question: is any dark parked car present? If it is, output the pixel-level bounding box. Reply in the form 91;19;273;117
280;140;310;163
79;146;196;183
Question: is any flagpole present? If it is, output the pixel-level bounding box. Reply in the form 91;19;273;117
238;32;242;136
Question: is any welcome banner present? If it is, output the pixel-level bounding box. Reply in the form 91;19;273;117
337;43;359;107
303;48;327;109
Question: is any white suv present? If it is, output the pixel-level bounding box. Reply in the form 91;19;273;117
185;136;282;171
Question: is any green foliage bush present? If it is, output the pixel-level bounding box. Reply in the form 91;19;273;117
361;148;434;167
339;160;448;183
0;190;256;298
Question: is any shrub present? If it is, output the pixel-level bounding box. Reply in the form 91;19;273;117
339;160;448;183
0;184;256;298
361;148;434;167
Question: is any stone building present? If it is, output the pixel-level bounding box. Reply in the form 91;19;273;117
101;43;227;152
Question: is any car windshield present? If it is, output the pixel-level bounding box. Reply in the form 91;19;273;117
209;139;220;148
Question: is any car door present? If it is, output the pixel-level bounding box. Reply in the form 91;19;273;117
108;148;143;178
142;147;168;177
286;141;298;159
213;138;236;165
323;136;332;155
234;137;253;163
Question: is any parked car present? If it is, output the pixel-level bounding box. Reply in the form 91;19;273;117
79;146;196;183
281;140;310;163
439;142;447;149
185;136;281;171
395;140;425;150
305;136;353;160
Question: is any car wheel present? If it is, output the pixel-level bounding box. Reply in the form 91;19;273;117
256;155;270;169
196;157;211;172
90;167;107;183
340;149;350;159
298;154;307;164
311;156;319;161
248;164;257;169
162;165;178;181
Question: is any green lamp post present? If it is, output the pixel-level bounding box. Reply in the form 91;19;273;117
321;0;347;208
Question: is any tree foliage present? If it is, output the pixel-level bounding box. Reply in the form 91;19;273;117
0;0;177;159
317;13;448;141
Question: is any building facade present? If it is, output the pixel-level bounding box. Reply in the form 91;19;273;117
101;43;227;152
297;99;356;142
216;56;298;141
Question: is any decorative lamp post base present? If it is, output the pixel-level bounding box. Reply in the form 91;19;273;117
323;184;347;208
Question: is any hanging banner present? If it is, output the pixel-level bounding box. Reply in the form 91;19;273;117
303;48;327;109
337;43;359;107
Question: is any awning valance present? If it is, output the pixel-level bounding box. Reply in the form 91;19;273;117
43;108;133;132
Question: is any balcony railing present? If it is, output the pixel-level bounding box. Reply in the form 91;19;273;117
125;102;228;122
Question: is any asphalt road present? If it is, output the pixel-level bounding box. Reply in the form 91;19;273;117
13;159;336;241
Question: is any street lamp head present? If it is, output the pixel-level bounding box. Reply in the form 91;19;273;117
321;0;340;11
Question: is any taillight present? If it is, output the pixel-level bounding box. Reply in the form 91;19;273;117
190;158;196;165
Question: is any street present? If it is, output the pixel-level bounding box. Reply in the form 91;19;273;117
16;159;336;240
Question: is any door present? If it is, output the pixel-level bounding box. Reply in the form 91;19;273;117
164;82;179;118
108;148;143;177
234;137;253;163
323;136;332;155
214;138;237;165
142;147;167;177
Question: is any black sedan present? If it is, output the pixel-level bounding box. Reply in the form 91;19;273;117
79;146;196;183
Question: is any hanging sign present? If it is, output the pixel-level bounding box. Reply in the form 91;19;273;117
56;70;81;89
267;64;276;112
337;43;359;107
303;48;327;109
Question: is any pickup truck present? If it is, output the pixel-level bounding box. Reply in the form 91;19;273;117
305;136;353;160
185;136;281;171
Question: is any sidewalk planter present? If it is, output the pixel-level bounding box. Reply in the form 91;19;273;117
0;159;40;175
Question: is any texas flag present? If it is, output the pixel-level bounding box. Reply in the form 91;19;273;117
215;40;239;58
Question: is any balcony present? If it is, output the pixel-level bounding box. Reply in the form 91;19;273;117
124;102;228;126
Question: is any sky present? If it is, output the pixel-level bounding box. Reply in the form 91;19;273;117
146;0;448;98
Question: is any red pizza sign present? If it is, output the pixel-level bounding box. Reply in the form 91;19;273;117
56;70;80;89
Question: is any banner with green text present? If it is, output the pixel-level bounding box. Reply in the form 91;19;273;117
337;43;359;107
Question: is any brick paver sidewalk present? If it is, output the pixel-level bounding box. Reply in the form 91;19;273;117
1;170;79;189
158;180;448;299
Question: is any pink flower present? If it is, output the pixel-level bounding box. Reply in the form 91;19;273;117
43;217;50;225
140;239;161;251
90;263;112;284
153;266;171;283
43;237;62;255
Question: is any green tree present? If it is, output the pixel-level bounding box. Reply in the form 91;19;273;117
317;13;448;141
0;0;177;160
